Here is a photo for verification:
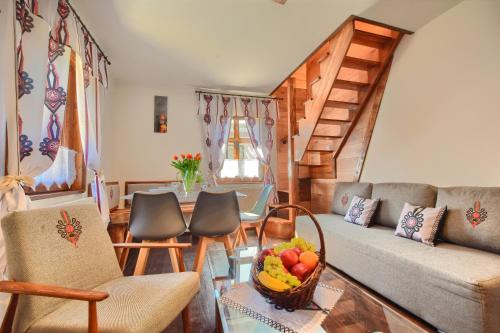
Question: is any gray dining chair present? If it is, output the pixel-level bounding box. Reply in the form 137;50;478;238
235;184;274;247
121;191;188;275
190;191;241;273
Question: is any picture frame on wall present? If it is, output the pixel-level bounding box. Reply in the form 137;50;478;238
154;95;168;133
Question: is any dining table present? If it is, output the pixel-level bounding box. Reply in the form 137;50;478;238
108;187;247;256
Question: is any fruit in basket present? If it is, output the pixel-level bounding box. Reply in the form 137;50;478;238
292;247;302;256
263;256;301;288
273;237;315;255
258;248;274;264
258;271;291;292
279;249;299;269
299;251;319;270
290;263;311;282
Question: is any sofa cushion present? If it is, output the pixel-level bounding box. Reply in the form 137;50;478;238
437;186;500;254
296;214;500;333
344;195;379;227
395;202;446;246
372;183;437;228
29;273;200;333
331;182;372;215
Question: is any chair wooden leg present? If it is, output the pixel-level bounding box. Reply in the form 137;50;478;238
182;304;191;333
240;224;249;246
192;237;208;274
1;294;18;333
88;301;98;333
119;232;133;270
232;229;241;249
177;247;186;272
167;238;180;273
133;241;151;276
222;235;233;251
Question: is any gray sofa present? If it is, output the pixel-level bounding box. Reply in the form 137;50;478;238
296;182;500;333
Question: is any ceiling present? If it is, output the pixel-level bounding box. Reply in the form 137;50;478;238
74;0;462;93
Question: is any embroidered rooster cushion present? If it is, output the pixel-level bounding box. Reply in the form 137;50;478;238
395;202;446;246
344;195;379;227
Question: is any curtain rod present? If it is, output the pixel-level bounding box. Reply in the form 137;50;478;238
195;90;281;100
66;0;111;65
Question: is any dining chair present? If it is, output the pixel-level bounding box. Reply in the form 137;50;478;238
120;191;188;275
234;184;274;247
190;191;241;274
0;204;199;333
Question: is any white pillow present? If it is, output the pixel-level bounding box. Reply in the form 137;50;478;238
344;195;379;227
395;202;446;246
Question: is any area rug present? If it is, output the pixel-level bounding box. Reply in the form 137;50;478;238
220;281;343;333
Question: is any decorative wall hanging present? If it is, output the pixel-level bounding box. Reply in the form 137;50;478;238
154;95;168;133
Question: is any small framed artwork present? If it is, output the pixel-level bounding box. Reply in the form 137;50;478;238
154;95;168;133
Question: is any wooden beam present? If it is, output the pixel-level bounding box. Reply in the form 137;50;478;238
287;78;299;224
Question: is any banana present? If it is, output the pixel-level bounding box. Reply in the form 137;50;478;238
258;271;291;292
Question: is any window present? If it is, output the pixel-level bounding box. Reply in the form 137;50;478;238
219;118;262;182
24;52;86;198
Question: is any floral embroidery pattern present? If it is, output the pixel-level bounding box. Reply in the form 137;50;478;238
341;193;349;207
16;0;34;33
348;198;365;223
401;207;425;238
19;134;33;161
57;210;83;247
466;201;487;228
18;71;34;98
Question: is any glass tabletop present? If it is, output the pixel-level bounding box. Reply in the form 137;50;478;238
206;243;434;333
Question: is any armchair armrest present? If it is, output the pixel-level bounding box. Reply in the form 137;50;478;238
0;280;109;302
113;242;192;249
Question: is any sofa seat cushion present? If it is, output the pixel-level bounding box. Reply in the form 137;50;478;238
296;214;500;333
29;272;200;333
372;183;437;228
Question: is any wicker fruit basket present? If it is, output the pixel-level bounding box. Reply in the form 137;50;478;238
251;204;326;310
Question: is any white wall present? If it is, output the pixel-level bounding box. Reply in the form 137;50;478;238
106;81;203;183
361;0;500;187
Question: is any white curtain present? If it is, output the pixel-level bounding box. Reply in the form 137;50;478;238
238;97;279;202
198;94;235;184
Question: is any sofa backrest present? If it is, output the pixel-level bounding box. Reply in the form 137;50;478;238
437;186;500;254
1;204;123;333
372;183;438;228
331;182;373;215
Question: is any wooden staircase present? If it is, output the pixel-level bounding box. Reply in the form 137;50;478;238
276;17;407;178
272;16;411;213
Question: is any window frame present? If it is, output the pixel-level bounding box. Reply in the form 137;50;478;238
217;117;263;184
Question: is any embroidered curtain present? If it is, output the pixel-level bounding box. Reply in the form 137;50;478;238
198;94;235;184
238;97;279;202
0;0;111;274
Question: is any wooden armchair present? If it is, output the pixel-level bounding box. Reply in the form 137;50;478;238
0;204;199;333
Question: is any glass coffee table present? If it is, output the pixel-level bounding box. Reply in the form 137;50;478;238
206;243;435;333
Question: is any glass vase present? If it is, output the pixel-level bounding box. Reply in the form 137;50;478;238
182;169;198;193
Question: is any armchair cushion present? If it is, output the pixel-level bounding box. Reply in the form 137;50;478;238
28;273;200;333
1;204;122;333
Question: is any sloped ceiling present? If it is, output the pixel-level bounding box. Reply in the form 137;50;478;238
74;0;462;93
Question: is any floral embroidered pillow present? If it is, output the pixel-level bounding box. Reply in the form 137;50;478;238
344;195;379;227
395;203;446;246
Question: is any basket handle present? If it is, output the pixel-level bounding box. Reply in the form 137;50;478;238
258;204;325;260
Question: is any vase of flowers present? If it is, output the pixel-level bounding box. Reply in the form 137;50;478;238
171;153;202;193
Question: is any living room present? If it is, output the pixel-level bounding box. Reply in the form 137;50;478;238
0;0;499;332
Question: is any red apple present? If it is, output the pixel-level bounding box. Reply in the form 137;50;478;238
292;247;302;256
259;249;274;263
280;249;299;269
291;263;311;282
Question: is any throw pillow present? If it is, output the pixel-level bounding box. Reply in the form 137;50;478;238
344;195;379;227
395;202;446;246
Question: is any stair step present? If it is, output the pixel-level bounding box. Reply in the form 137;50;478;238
342;56;381;70
299;163;329;167
325;100;359;110
306;148;335;153
318;118;352;125
311;134;343;139
333;79;369;91
352;30;392;49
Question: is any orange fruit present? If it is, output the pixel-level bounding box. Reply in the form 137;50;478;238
299;251;319;270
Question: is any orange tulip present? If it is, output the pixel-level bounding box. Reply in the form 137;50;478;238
173;155;179;160
181;154;186;159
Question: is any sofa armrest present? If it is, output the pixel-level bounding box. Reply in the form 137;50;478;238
0;280;109;302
